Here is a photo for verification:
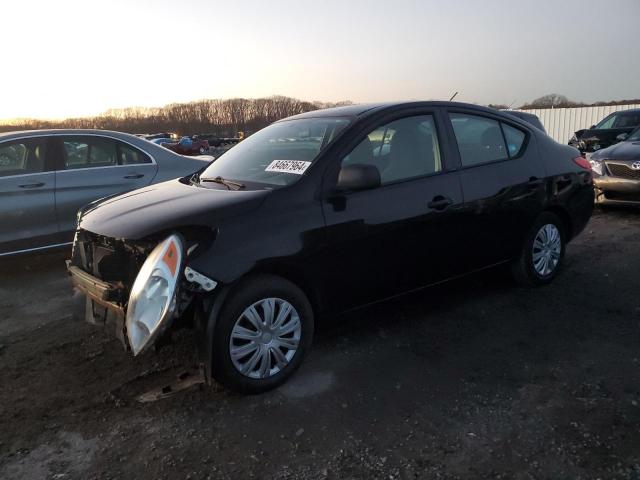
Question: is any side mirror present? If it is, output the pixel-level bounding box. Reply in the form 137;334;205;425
336;164;381;191
616;133;628;142
590;125;596;129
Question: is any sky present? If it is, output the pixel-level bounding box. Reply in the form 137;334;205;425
1;0;638;120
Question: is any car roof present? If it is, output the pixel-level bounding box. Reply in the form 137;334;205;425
612;108;640;114
0;128;143;141
280;101;521;121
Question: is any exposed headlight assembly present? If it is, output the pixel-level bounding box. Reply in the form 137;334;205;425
126;234;184;355
589;159;604;176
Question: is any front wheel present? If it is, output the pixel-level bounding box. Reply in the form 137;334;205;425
199;146;206;154
211;274;314;394
511;212;566;287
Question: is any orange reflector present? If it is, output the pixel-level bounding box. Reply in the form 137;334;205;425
162;241;178;276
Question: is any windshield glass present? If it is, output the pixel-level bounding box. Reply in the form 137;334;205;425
594;113;617;130
200;117;350;187
628;127;640;142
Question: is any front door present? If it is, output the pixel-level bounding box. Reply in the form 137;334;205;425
320;112;464;313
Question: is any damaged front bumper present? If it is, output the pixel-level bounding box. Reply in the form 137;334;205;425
67;260;130;346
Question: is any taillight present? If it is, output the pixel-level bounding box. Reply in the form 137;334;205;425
573;156;591;171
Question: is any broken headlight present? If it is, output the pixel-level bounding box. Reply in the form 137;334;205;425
126;234;184;355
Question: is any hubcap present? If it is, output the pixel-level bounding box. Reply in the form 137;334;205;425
532;223;561;276
229;298;302;379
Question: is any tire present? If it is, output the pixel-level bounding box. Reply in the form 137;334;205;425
511;212;566;287
199;146;206;154
211;274;314;394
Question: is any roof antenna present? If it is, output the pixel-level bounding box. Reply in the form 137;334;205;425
449;91;459;101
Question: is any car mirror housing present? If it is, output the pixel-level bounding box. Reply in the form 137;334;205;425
336;164;381;191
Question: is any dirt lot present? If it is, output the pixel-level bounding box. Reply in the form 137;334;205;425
1;207;640;480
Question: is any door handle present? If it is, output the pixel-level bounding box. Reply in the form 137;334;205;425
18;182;45;189
427;195;453;211
124;173;144;179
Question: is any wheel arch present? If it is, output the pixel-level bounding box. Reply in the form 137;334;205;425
245;263;323;318
543;205;574;240
194;264;321;386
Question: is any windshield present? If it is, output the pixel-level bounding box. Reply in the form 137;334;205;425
628;127;640;142
200;117;350;187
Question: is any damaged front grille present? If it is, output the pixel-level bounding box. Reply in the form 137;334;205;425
73;230;151;303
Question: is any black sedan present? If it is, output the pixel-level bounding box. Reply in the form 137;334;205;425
67;101;594;393
590;126;640;204
569;108;640;154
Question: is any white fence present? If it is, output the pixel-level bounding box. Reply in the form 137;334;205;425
513;104;640;144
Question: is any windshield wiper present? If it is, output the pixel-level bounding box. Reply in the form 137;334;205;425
200;176;245;190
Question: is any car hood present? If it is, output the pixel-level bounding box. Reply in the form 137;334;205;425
592;141;640;161
79;178;270;240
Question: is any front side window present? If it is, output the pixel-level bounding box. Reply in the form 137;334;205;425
0;138;47;178
200;118;350;187
63;137;118;169
450;113;509;166
342;115;442;184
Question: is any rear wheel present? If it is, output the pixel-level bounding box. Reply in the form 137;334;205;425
511;212;565;286
211;274;314;394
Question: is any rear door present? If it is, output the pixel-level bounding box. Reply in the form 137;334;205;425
0;136;59;254
320;110;466;312
53;135;157;237
444;110;546;269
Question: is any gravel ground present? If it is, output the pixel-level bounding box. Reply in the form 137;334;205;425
1;206;640;479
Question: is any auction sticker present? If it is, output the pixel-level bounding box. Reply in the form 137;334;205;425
265;160;311;175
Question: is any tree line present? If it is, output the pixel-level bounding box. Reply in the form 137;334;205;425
0;96;353;136
490;94;640;111
4;94;638;135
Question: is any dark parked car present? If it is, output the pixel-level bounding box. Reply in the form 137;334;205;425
193;134;241;148
569;109;640;154
67;102;594;393
590;126;640;204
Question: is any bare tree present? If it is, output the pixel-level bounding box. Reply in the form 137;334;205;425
520;94;584;110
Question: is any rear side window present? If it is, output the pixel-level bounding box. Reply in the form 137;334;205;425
63;137;118;169
0;138;48;177
450;113;528;167
450;114;507;166
118;142;152;165
502;124;526;157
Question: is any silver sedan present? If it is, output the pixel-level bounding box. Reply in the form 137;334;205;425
0;129;210;256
